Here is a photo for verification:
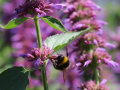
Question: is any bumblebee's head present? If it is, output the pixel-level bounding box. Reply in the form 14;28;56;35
56;55;64;64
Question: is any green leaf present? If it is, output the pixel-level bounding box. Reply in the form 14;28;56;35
41;16;68;32
0;67;29;90
3;17;31;29
45;29;89;52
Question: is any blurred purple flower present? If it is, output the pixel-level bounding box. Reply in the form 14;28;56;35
93;39;98;45
105;43;116;49
100;79;107;85
64;4;75;13
50;3;66;10
104;58;119;68
29;77;41;88
84;60;92;67
79;80;110;90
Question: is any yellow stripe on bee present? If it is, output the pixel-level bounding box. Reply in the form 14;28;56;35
59;57;68;66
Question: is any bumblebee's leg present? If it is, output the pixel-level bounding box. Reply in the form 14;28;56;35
63;70;66;83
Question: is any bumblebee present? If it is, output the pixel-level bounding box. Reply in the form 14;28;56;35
50;48;70;82
52;55;69;70
50;47;70;70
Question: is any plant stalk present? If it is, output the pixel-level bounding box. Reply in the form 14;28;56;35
34;15;42;48
34;15;48;90
94;68;100;85
41;65;48;90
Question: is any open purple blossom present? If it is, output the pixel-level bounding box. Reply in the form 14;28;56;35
75;53;92;67
83;60;92;67
104;58;119;68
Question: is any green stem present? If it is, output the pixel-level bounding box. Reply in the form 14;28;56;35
34;15;42;48
41;64;48;90
34;15;48;90
94;68;100;85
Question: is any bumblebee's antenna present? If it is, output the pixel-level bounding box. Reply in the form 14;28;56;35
66;46;68;57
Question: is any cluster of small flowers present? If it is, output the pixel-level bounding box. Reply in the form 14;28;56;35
15;0;52;16
21;43;53;69
15;0;65;17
